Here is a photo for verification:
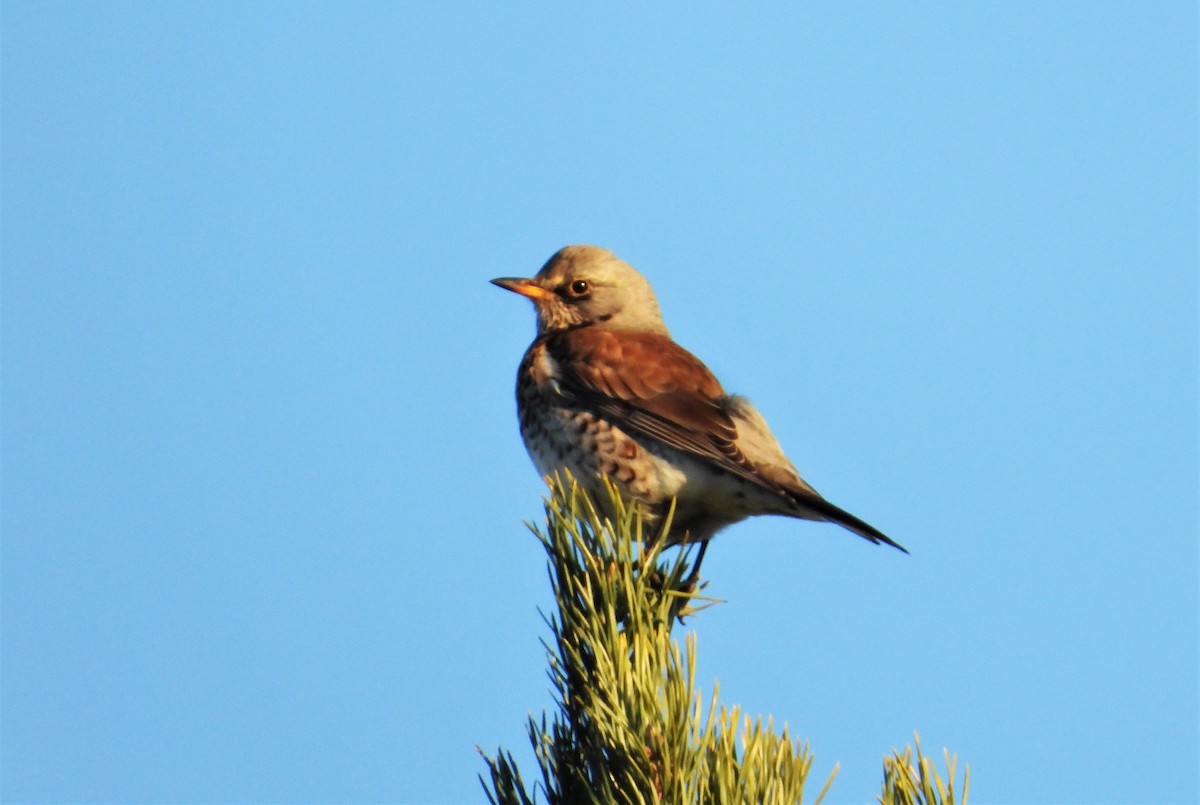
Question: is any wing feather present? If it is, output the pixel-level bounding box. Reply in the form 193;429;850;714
540;328;907;553
548;330;776;492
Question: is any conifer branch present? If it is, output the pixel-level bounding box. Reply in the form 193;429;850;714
480;475;968;804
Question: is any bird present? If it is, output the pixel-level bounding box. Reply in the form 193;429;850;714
491;245;906;574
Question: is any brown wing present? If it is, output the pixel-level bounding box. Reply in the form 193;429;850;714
546;328;909;553
546;329;778;493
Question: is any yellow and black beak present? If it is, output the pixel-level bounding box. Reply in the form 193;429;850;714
490;277;553;301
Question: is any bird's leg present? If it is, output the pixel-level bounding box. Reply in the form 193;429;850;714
656;540;710;624
685;540;709;589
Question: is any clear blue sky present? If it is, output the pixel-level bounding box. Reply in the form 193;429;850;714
3;3;1196;803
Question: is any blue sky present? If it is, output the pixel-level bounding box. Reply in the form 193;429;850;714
2;3;1196;803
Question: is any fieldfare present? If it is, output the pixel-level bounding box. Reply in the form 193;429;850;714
492;245;906;571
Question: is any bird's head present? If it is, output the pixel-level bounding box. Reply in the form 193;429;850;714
491;245;669;336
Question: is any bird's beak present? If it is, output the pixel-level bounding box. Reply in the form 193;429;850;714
490;277;553;301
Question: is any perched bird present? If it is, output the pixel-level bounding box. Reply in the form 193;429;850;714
492;245;906;571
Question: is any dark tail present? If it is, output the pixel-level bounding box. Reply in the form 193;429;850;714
800;494;909;554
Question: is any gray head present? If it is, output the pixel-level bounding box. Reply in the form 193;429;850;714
491;245;669;335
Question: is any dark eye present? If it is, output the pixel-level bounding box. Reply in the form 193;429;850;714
568;279;590;297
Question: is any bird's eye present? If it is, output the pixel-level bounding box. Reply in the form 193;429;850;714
568;279;590;297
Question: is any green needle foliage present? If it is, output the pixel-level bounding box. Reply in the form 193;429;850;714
480;475;968;805
879;736;970;805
